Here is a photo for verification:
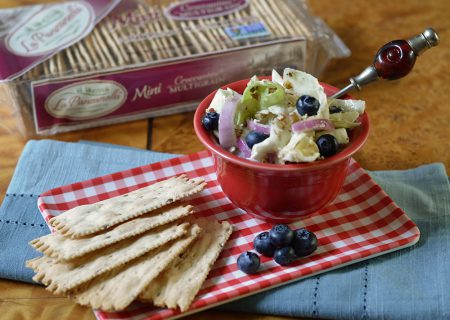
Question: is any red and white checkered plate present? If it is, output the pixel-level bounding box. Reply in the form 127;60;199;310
37;150;420;320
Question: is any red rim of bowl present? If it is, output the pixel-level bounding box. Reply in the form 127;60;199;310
194;77;370;172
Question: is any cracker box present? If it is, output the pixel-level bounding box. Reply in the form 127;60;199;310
0;0;349;136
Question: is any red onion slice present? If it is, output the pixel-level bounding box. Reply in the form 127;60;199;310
247;119;271;135
218;94;241;149
291;119;334;133
237;137;252;158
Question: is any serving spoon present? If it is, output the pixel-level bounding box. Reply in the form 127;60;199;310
331;28;440;99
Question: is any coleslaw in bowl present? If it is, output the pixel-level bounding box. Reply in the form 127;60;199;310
201;68;366;165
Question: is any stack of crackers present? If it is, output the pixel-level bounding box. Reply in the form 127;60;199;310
26;175;233;312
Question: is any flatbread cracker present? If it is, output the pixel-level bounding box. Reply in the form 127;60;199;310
49;175;205;238
31;204;193;261
72;224;201;311
26;222;189;294
140;218;233;311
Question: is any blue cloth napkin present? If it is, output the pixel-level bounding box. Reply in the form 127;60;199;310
1;140;449;320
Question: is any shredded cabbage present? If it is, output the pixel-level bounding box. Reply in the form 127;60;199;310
329;111;360;128
237;77;286;125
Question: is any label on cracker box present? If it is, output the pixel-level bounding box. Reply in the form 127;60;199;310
6;2;94;57
31;39;306;134
225;22;270;40
45;80;127;120
0;0;120;80
164;0;249;20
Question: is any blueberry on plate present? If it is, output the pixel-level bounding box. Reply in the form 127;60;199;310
296;95;320;116
246;131;269;149
269;224;294;248
254;231;276;257
316;134;339;157
292;228;318;257
274;247;297;266
237;251;260;274
202;111;220;131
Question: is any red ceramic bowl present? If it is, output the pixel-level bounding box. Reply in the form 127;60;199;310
194;77;370;223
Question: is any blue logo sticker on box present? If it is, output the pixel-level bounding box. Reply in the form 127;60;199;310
225;22;270;40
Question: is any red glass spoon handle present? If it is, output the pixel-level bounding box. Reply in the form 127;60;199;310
331;28;439;99
373;40;416;80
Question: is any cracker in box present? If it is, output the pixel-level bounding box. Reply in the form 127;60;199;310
0;0;349;137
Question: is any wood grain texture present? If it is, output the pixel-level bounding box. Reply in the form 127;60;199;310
308;0;450;171
0;0;449;319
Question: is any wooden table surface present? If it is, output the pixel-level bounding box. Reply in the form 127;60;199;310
1;1;449;320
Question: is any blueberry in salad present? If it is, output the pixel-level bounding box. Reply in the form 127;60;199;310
203;68;365;164
329;105;344;114
296;95;320;116
246;131;269;149
269;224;294;248
201;111;219;131
316;134;339;158
292;228;318;257
254;231;276;257
237;251;260;274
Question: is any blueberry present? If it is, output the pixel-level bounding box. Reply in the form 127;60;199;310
329;105;344;114
269;224;294;248
292;228;318;257
274;247;297;266
316;134;339;157
237;251;260;274
254;232;276;257
296;95;320;116
202;111;219;131
245;131;269;149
